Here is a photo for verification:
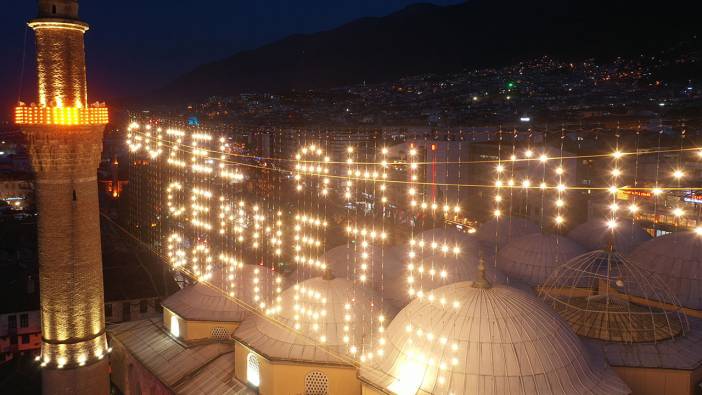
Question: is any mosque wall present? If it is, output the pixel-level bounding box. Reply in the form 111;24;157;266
163;307;240;342
613;366;698;395
234;341;361;395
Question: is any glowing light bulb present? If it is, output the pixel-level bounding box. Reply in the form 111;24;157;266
612;150;624;159
628;204;639;213
608;185;618;194
695;227;702;236
524;149;533;158
493;209;501;217
555;215;564;225
496;164;505;173
673;169;685;179
673;207;684;217
555;167;564;175
607;219;618;229
539;154;548;163
611;168;621;177
555;199;564;208
652;188;663;196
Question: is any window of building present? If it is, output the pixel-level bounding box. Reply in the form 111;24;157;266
8;315;16;330
105;303;112;317
21;334;30;344
10;336;17;345
247;353;260;387
169;315;180;338
19;314;28;328
139;300;148;314
210;327;228;340
304;371;329;395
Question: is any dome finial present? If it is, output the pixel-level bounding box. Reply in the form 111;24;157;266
322;265;335;281
472;251;492;289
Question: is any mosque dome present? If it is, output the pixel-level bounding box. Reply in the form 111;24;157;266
234;276;397;364
319;243;402;282
162;264;277;322
476;217;540;247
568;219;651;254
628;231;702;310
360;279;629;395
385;227;508;307
497;233;586;286
540;250;688;343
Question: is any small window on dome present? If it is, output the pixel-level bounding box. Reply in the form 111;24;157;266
304;371;329;395
247;353;260;387
210;327;229;340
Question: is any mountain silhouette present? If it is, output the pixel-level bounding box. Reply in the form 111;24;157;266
152;0;699;103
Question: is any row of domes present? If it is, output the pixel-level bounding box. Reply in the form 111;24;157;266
161;217;700;395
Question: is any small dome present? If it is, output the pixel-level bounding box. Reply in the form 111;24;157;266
476;217;539;247
162;264;276;322
385;229;508;307
629;231;702;309
234;276;397;364
498;233;586;286
568;219;651;254
319;243;403;282
540;250;688;343
360;282;629;395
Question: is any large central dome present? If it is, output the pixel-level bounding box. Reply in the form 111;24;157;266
360;281;629;395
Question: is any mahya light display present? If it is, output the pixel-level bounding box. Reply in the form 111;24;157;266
125;118;702;394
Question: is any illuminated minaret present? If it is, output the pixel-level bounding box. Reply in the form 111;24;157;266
15;1;110;394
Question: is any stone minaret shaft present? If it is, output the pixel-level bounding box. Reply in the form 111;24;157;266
18;1;110;394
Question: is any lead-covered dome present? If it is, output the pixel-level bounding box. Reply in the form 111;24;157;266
360;281;629;395
568;219;651;254
498;233;586;286
384;227;508;308
162;264;276;322
234;276;397;364
540;250;688;343
476;217;540;247
628;231;702;310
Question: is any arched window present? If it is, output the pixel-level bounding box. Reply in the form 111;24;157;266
169;315;180;338
247;353;260;387
304;371;329;395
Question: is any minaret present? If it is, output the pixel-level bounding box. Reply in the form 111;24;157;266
15;1;110;394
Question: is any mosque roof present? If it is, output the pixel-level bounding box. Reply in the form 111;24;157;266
360;281;629;395
476;217;540;247
568;219;651;254
628;231;702;310
108;318;253;395
162;265;276;322
540;250;688;343
586;318;702;371
234;276;397;365
497;233;586;286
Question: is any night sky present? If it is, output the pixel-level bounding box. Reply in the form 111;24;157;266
0;0;461;119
